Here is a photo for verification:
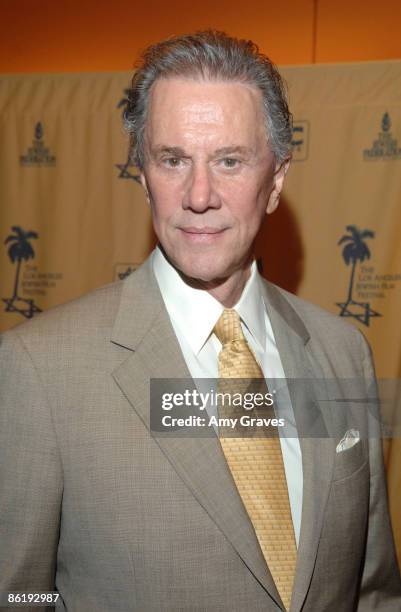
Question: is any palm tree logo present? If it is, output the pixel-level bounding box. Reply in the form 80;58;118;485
336;225;381;326
2;226;42;318
115;89;141;183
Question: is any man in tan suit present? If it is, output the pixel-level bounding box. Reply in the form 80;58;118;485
0;30;400;611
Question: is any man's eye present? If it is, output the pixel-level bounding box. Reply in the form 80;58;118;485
163;157;181;167
222;158;239;168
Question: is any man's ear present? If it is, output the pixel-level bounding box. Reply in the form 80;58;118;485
266;158;290;215
139;172;150;203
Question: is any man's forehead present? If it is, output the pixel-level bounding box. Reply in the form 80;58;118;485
148;76;264;112
145;77;266;149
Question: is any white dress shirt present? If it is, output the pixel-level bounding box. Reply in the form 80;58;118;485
152;246;303;546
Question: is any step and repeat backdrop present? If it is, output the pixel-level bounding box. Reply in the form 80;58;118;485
1;61;401;557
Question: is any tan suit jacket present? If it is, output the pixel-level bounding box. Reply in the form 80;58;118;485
0;256;400;611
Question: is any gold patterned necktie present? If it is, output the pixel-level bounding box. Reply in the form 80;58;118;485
214;308;297;611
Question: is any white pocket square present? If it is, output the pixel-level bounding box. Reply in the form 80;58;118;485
336;428;360;453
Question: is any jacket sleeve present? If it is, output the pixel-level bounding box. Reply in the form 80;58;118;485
357;331;401;610
0;330;63;612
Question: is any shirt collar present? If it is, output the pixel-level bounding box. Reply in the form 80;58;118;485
236;265;266;353
152;246;266;354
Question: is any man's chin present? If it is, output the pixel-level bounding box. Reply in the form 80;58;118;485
160;245;247;287
174;261;234;289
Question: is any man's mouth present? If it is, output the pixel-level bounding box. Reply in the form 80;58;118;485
180;226;226;234
178;226;227;243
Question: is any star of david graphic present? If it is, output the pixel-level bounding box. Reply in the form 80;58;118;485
336;299;381;327
2;297;42;319
115;161;141;183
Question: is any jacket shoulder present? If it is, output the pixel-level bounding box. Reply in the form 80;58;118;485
1;279;125;346
265;280;368;352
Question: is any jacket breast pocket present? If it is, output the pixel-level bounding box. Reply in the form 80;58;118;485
332;438;368;482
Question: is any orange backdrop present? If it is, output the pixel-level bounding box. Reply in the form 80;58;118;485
1;0;401;73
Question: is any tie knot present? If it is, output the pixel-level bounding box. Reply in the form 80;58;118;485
214;309;244;345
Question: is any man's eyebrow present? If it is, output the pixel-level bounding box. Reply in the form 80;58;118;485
152;146;187;157
150;145;253;158
213;146;253;156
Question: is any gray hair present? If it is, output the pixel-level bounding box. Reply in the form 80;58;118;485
123;30;292;169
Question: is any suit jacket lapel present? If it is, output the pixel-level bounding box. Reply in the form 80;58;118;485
262;282;336;612
111;258;283;608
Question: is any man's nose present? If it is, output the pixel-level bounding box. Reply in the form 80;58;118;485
183;163;220;212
